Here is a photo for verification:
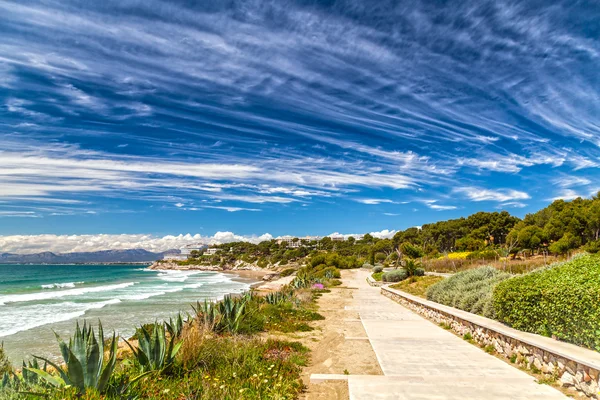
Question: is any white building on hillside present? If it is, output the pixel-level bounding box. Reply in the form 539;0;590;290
203;248;220;256
277;235;321;248
163;243;206;261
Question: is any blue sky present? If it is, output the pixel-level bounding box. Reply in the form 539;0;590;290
0;0;599;250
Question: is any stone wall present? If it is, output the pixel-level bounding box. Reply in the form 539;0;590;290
382;287;600;398
366;275;384;287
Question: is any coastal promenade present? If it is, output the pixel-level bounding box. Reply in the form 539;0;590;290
311;270;566;399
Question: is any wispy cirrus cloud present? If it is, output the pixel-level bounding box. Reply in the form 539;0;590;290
454;187;531;203
0;0;598;234
354;199;396;205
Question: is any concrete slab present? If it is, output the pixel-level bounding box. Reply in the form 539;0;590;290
342;270;567;400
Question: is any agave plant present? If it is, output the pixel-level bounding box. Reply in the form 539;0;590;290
216;295;248;334
125;322;182;372
193;299;221;331
265;289;294;305
1;372;17;390
22;358;46;386
26;321;118;394
165;312;186;339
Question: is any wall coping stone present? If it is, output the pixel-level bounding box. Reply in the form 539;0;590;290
366;275;384;287
382;286;600;371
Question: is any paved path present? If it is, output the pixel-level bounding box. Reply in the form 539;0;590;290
343;270;567;400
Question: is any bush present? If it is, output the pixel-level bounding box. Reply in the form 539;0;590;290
309;253;361;269
493;254;600;350
280;268;296;277
400;242;423;259
584;239;600;254
466;250;498;261
414;267;425;276
372;265;383;273
389;275;443;298
382;269;408;283
426;266;511;318
441;252;471;260
314;266;341;279
371;272;383;281
548;233;581;255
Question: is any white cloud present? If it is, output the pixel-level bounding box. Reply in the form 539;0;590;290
552;176;591;188
203;206;261;212
420;199;457;211
0;211;38;218
551;189;585;201
459;152;565;173
0;232;274;254
454;187;530;202
498;202;527;208
428;204;457;211
329;229;397;240
354;198;395;205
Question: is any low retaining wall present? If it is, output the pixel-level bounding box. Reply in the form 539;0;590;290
382;286;600;398
366;275;384;287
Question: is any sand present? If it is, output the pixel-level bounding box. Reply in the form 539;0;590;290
263;269;382;400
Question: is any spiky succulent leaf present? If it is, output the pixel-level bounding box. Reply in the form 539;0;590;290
24;368;65;388
33;355;69;385
98;332;118;393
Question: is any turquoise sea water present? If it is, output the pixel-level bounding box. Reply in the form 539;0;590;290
0;264;255;363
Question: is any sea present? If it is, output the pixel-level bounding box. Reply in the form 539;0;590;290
0;264;255;364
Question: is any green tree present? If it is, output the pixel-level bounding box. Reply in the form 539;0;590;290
549;233;581;255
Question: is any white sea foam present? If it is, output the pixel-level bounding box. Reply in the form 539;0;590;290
0;299;121;337
0;282;137;305
120;285;189;301
41;282;83;289
155;269;202;282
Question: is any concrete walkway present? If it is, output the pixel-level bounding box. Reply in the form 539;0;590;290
342;270;567;399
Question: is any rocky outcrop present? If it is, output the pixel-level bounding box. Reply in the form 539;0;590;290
149;259;262;271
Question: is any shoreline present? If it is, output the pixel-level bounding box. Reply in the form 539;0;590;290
149;260;293;292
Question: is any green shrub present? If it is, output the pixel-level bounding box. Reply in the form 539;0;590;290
426;266;511;318
400;242;424;259
280;268;296;277
466;250;498;261
372;265;383;273
414;267;425;277
309;253;360;269
493;254;600;350
371;272;383;281
584;240;600;254
382;269;408;283
314;266;341;279
389;275;443;298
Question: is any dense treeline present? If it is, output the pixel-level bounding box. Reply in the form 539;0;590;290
507;194;600;255
193;193;600;268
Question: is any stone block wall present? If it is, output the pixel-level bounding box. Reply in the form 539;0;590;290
366;276;385;287
382;287;600;398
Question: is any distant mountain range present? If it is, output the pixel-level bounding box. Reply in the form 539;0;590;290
0;249;179;264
